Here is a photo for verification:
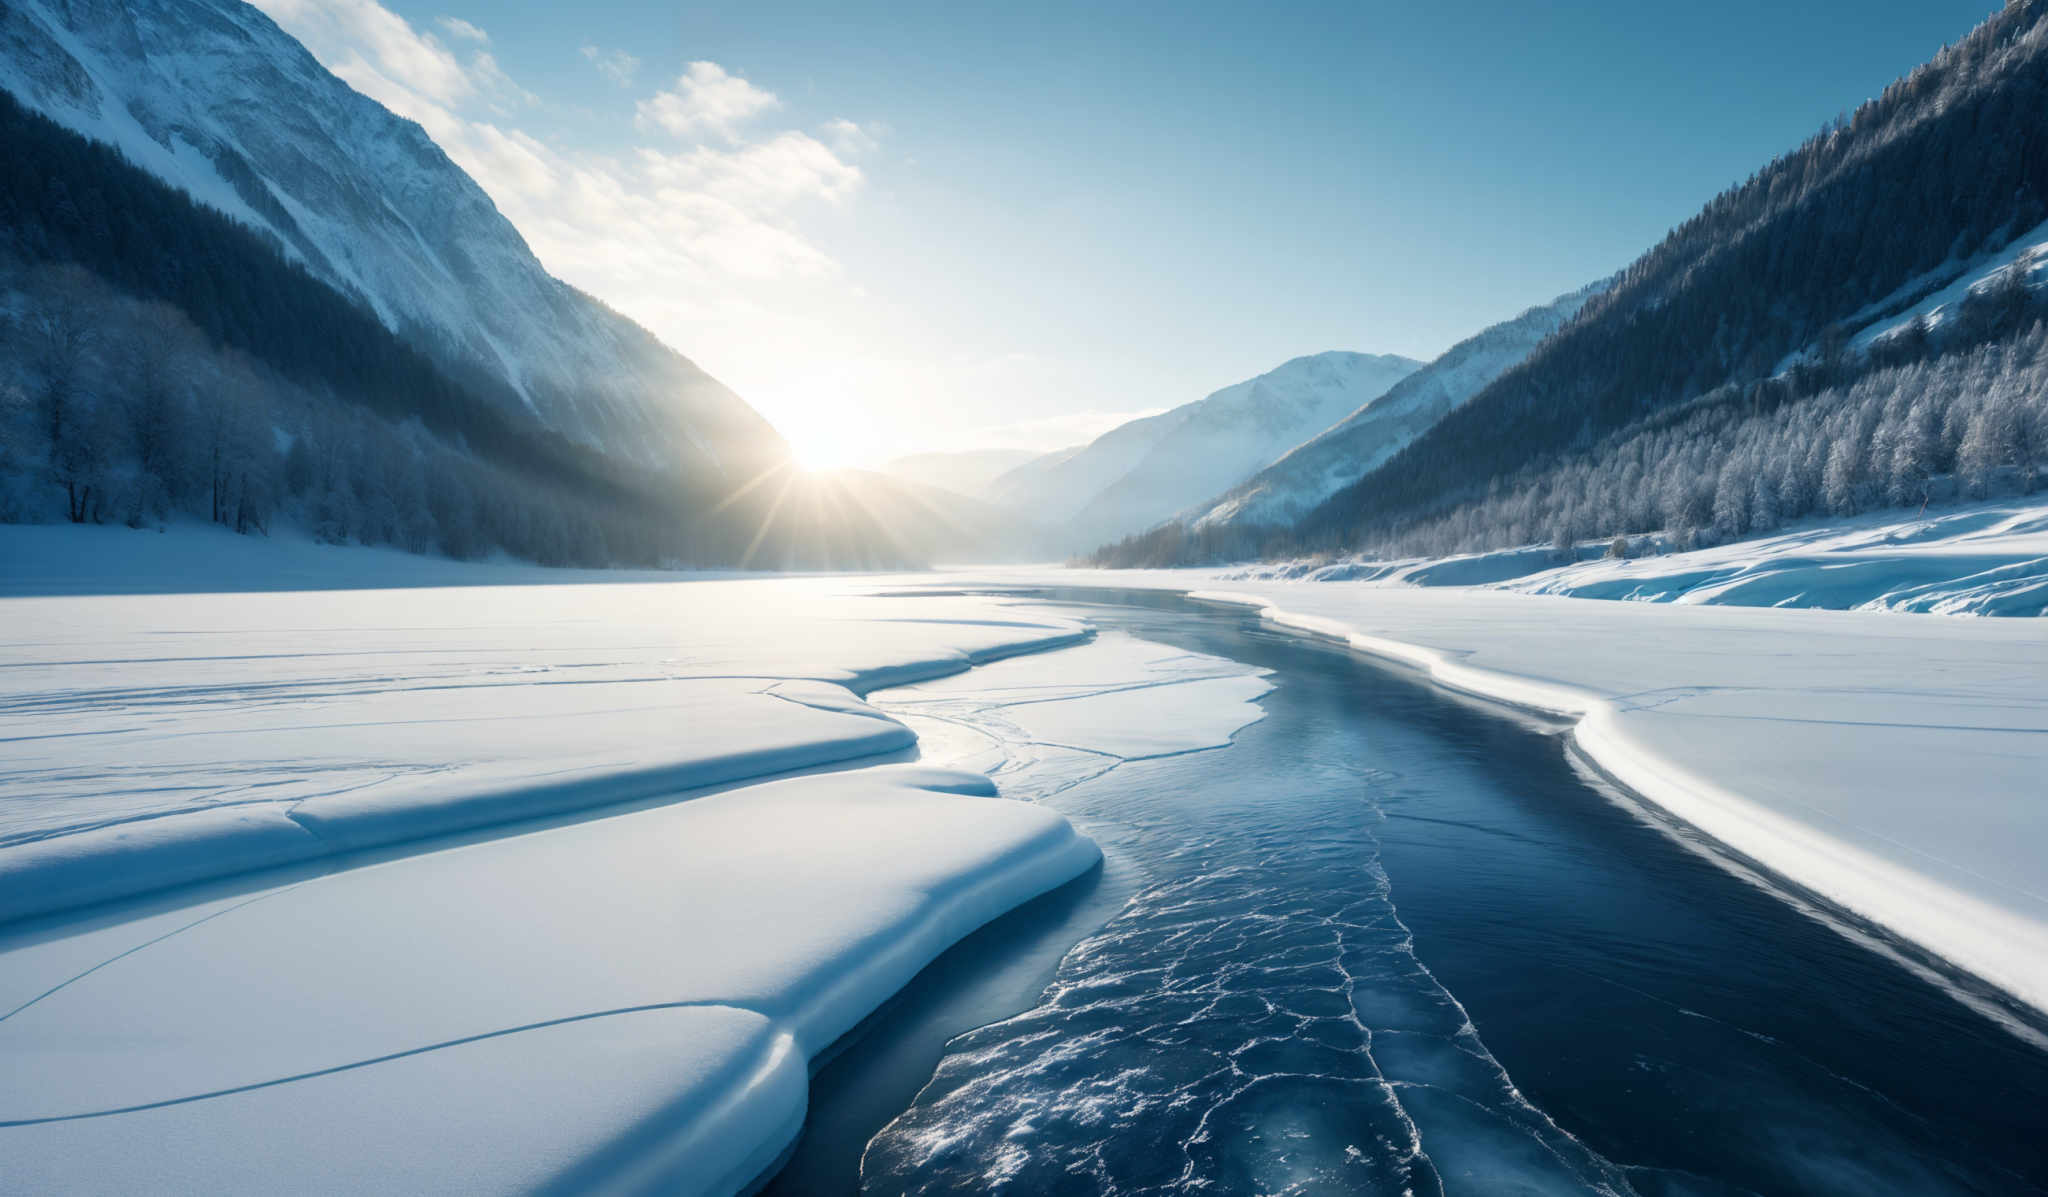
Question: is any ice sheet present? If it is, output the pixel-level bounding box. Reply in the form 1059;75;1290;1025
0;766;1099;1191
885;631;1273;760
0;544;1089;920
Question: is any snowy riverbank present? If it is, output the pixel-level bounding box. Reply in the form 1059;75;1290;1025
1014;564;2048;1024
1227;496;2048;616
0;525;1090;919
6;515;2046;1190
0;765;1097;1193
0;525;1119;1191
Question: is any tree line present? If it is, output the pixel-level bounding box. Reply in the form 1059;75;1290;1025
0;86;928;570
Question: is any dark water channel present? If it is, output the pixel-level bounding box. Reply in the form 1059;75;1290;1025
784;591;2048;1195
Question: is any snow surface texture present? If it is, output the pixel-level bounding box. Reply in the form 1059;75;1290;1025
0;537;1299;1193
0;527;1093;923
0;764;1098;1194
1230;497;2048;617
1012;564;2048;1021
0;0;778;470
1190;279;1612;531
882;628;1274;768
987;351;1422;552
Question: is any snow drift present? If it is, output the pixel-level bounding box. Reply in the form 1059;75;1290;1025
1229;497;2048;617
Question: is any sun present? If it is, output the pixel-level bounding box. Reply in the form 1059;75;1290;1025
784;427;868;473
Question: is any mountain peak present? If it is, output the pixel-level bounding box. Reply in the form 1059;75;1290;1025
0;0;782;479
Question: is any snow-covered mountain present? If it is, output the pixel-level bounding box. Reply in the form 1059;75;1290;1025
1190;281;1611;531
0;0;781;477
990;352;1421;552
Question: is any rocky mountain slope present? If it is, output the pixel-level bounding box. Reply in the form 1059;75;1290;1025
0;0;781;479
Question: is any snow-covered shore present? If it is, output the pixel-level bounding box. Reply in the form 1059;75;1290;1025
0;525;1122;1192
1229;497;2048;616
0;765;1097;1193
0;526;1089;921
1020;563;2048;1023
7;513;2045;1190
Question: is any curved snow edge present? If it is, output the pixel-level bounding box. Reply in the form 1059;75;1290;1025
0;628;1097;929
740;809;1102;1196
0;767;1104;1197
584;797;1101;1197
0;715;909;927
1187;588;2048;1019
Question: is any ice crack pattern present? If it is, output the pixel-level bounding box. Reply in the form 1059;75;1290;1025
862;625;1632;1195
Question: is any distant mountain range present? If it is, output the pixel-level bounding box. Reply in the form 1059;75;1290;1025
1187;281;1611;533
984;352;1421;553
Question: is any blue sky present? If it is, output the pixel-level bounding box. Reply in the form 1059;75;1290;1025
260;0;2000;466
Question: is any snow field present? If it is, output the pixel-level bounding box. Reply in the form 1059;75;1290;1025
1497;503;2048;615
1231;497;2048;616
0;550;1091;921
0;539;1153;1192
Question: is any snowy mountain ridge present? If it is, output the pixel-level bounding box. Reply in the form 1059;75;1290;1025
1191;279;1612;532
991;351;1422;552
0;0;781;477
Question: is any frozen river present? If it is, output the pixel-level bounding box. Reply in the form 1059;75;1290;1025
797;590;2048;1195
4;549;2045;1194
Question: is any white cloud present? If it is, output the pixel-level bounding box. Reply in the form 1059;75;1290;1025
249;1;857;288
579;44;640;88
256;0;471;105
636;61;779;140
253;0;534;121
820;117;881;156
641;132;862;210
437;15;487;43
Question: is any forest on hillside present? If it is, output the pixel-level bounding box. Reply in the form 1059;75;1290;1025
0;88;933;569
1093;0;2048;568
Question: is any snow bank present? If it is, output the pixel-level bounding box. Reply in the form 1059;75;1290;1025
1496;502;2048;615
0;765;1098;1193
998;566;2048;1019
0;679;923;922
0;527;1090;922
1223;497;2048;616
